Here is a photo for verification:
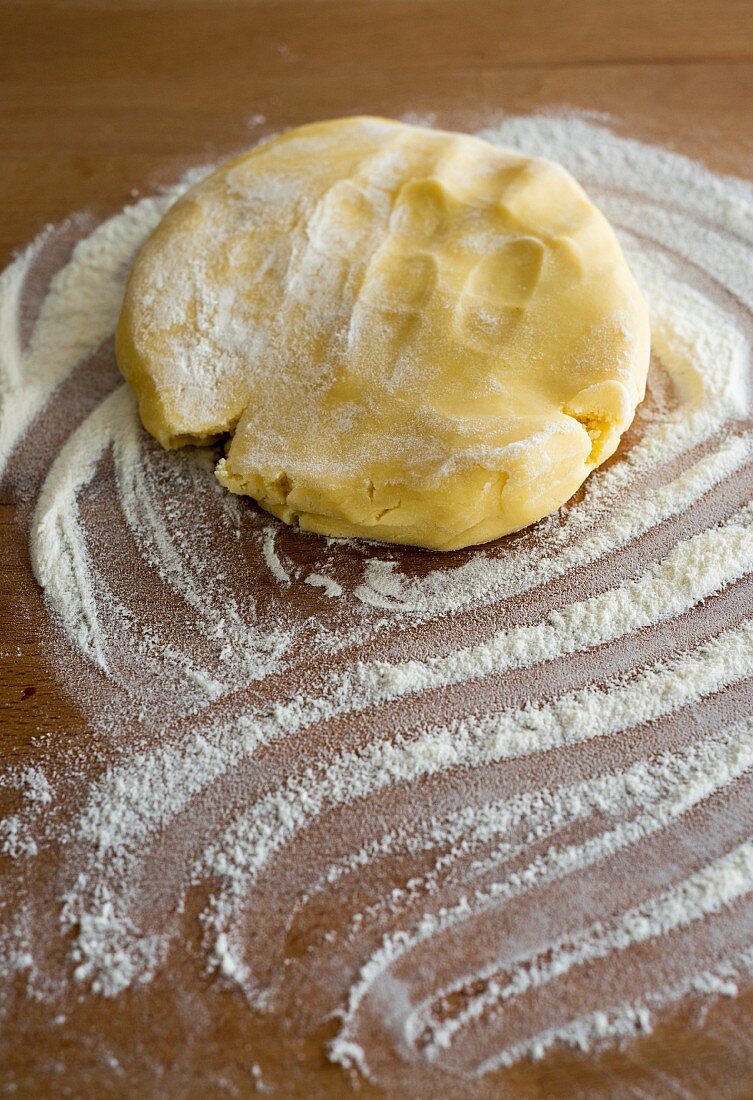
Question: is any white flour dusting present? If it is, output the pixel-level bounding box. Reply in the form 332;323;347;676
2;113;753;1094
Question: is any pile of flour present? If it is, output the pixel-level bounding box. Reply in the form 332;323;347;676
2;113;753;1091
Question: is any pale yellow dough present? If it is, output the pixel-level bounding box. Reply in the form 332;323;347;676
116;117;650;550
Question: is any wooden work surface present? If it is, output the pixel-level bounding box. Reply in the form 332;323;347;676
3;2;753;1097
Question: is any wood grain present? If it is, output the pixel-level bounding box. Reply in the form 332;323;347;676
2;2;753;1097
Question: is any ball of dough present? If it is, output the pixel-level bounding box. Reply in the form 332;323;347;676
116;117;650;551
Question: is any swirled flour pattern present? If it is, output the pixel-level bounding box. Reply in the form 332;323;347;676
2;114;753;1096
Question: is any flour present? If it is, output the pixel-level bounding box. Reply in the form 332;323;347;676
332;719;753;1076
305;572;343;598
261;527;291;586
2;113;753;1092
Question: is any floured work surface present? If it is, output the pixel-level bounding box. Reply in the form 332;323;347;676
3;115;753;1098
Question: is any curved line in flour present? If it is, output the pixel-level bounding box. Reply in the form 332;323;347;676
440;887;753;1076
355;503;753;699
69;484;753;869
610;195;753;313
414;841;753;1074
300;720;753;937
235;720;753;1016
28;388;128;668
31;387;291;692
471;944;753;1073
603;182;753;260
67;668;753;1001
27;394;219;699
415;787;753;1056
60;576;753;998
0;234;47;469
111;397;291;680
330;732;753;1075
198;620;753;985
59;563;753;986
0;182;201;478
70;662;753;1003
261;525;294;586
30;385;238;691
300;772;620;909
